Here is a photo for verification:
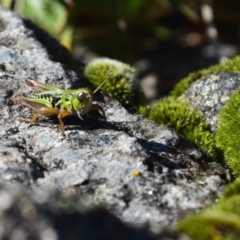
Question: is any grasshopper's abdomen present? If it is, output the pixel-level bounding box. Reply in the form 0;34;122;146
38;93;53;101
35;92;62;108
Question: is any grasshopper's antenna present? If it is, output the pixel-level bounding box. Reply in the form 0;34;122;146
93;73;113;94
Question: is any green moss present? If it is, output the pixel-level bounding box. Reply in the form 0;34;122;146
220;179;240;201
216;89;240;175
84;57;146;112
148;96;221;161
216;195;240;215
177;208;240;240
177;178;240;239
169;56;240;240
177;194;240;240
138;105;152;118
84;58;224;161
177;214;220;240
171;55;240;97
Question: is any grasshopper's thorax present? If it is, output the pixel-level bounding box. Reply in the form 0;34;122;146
60;88;93;116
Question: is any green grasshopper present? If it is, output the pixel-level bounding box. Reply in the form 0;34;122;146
12;78;107;135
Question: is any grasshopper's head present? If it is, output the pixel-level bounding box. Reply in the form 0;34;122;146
72;88;93;116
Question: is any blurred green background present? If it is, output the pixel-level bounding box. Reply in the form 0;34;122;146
1;0;240;99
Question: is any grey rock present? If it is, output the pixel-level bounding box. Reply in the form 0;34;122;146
180;72;240;131
0;6;232;237
0;139;44;185
0;185;174;240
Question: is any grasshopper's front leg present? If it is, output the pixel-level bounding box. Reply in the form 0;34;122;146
58;110;72;135
91;103;106;122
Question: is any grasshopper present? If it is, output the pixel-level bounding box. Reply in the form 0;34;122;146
12;78;107;135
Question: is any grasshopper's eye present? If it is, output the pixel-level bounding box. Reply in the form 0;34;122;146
77;92;86;102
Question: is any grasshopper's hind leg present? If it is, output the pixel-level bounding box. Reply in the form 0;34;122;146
28;107;59;124
23;107;59;132
28;108;72;135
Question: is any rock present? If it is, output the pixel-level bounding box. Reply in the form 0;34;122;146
180;72;240;131
0;6;231;237
0;185;172;240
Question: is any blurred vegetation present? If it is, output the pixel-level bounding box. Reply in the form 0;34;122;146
171;56;240;97
1;0;240;62
0;0;203;61
0;0;74;49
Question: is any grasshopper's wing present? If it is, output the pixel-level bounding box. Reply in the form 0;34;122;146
26;78;65;92
13;95;53;110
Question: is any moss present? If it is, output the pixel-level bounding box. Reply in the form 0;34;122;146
148;96;221;161
177;178;240;240
171;55;240;97
177;208;240;240
177;214;221;240
84;57;146;112
216;195;240;216
84;58;223;161
138;105;152;118
220;179;240;201
216;89;240;176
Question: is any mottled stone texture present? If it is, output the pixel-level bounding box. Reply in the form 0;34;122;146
180;72;240;131
0;6;232;238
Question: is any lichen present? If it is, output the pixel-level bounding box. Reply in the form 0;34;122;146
146;96;221;161
171;55;240;97
216;89;240;175
84;57;146;112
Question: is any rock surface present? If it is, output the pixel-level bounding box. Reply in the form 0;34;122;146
0;185;171;240
180;72;240;131
0;6;232;238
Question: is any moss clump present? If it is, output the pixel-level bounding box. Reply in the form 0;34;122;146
84;58;146;112
138;105;152;118
171;55;240;97
177;178;240;240
177;206;240;240
216;89;240;175
177;214;220;240
147;97;220;161
217;194;240;216
220;178;240;201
